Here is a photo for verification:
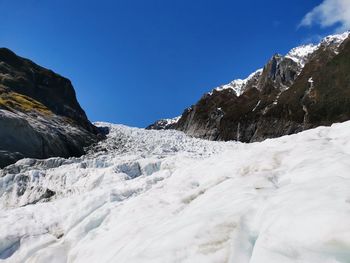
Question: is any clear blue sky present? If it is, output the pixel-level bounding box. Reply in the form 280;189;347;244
0;0;341;127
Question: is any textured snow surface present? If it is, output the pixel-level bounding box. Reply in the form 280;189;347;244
1;121;350;263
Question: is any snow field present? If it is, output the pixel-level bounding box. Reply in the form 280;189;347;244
1;121;350;262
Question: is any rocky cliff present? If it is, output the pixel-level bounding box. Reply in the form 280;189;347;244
0;48;102;168
149;32;350;142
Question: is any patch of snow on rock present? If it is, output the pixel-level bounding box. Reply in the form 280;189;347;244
163;116;181;125
213;68;263;96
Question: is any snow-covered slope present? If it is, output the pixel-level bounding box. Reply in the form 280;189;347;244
285;44;318;67
321;31;350;51
285;31;350;66
1;120;350;262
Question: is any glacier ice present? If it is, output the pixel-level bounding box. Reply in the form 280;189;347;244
1;121;350;262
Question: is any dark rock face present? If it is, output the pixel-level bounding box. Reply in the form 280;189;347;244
172;35;350;142
0;48;96;132
254;55;300;93
0;48;102;168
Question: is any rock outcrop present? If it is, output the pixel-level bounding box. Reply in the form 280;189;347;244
0;48;102;168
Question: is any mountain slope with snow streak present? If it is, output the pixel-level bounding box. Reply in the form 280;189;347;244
1;121;350;263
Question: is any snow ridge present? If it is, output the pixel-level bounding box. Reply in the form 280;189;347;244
286;31;350;66
321;31;350;47
285;44;318;67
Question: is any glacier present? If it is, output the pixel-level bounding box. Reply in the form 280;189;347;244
1;121;350;262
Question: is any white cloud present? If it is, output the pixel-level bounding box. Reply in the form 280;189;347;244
300;0;350;32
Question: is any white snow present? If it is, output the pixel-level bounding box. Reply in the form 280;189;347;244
273;92;282;105
212;69;263;96
252;100;261;111
162;116;181;125
321;31;350;48
286;31;350;67
216;79;245;95
286;31;350;68
285;44;318;67
1;121;350;262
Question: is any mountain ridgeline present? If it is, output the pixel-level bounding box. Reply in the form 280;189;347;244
147;32;350;142
0;48;103;168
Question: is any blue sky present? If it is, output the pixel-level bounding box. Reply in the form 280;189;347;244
0;0;347;127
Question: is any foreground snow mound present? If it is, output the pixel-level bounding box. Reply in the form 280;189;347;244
1;121;350;263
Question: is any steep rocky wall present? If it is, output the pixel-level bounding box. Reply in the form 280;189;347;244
0;48;102;168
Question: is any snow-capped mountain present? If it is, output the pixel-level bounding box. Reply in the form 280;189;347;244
148;31;350;142
209;43;316;97
215;31;350;97
1;121;350;262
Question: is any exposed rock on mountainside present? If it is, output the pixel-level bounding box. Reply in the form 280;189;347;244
149;32;350;142
0;48;102;168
